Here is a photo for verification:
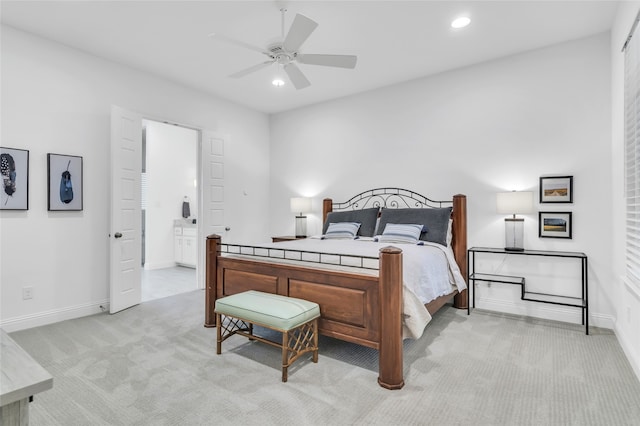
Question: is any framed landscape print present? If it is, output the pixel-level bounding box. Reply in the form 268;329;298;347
540;176;573;203
0;147;29;210
539;211;572;239
48;153;83;211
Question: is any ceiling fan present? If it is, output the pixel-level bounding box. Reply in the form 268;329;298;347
209;9;357;90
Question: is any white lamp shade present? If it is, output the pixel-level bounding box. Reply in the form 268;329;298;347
496;191;533;215
290;197;312;214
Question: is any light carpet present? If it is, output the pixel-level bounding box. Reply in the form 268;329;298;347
8;290;640;425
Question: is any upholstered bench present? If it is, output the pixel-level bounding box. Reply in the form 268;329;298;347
214;290;320;382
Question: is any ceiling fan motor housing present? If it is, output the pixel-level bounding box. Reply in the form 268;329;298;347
268;44;294;65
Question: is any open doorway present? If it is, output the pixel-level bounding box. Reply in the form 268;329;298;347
141;119;198;302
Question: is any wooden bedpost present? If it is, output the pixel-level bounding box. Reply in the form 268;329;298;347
322;198;333;225
452;194;468;309
378;246;404;390
205;234;221;328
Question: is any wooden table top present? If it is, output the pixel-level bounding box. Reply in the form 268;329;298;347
0;329;53;406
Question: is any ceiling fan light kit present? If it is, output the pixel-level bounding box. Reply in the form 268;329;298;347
210;8;357;90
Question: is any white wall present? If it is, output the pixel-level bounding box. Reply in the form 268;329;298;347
270;33;612;327
144;120;197;270
611;1;640;380
0;26;271;330
0;11;635;378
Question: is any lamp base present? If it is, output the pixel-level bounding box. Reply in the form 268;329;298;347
504;217;525;252
295;215;307;238
504;247;525;252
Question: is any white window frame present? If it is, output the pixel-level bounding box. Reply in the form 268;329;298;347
624;11;640;294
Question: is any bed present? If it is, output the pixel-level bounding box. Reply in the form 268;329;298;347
205;187;468;389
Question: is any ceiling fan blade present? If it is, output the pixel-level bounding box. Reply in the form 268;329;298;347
283;63;311;90
296;54;358;69
209;33;270;56
283;14;318;52
229;60;275;78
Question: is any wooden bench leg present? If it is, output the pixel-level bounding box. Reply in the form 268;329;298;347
216;313;222;355
248;323;254;340
313;318;318;363
282;330;289;383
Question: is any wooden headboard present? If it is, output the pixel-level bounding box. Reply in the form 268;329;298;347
322;187;467;309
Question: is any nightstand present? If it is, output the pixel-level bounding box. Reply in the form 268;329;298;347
272;236;307;243
467;247;589;334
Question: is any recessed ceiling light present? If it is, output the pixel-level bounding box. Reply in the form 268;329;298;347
451;16;471;29
272;78;285;87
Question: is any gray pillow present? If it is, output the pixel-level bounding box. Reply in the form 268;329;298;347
377;207;452;246
322;207;380;237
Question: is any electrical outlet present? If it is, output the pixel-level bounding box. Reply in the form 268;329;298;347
22;286;34;300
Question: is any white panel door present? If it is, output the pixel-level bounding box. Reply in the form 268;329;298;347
198;131;225;289
110;105;142;313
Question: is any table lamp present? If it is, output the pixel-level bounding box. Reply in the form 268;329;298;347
496;191;533;251
290;197;312;238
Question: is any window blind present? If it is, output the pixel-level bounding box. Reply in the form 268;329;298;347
141;172;147;210
625;11;640;292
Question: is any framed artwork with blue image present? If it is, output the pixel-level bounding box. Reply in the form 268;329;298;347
48;153;83;211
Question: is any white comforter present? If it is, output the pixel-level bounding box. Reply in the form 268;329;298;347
226;238;467;339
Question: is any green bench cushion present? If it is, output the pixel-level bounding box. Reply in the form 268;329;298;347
215;290;320;331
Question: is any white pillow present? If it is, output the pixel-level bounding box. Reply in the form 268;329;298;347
375;223;424;244
322;222;361;240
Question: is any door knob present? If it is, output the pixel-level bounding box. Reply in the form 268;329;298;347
114;232;123;239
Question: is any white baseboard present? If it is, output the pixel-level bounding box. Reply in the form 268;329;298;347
476;296;614;330
0;300;109;333
590;311;615;330
615;321;640;383
617;281;640;382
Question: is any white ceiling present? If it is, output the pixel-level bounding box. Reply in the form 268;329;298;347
0;1;618;114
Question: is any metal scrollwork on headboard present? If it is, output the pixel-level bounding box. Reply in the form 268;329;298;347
332;187;450;211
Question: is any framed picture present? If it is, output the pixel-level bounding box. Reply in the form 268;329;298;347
539;211;572;239
540;175;573;203
48;153;83;211
0;147;29;210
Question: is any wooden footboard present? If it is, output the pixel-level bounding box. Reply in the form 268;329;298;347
205;235;405;389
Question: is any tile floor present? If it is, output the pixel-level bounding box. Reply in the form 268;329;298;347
141;266;196;302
